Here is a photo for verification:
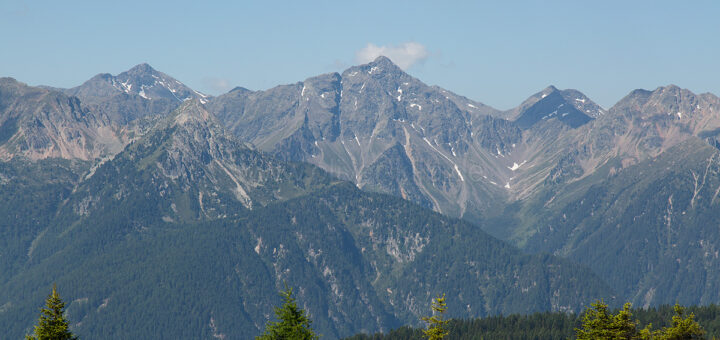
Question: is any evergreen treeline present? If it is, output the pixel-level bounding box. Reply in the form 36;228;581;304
345;304;720;340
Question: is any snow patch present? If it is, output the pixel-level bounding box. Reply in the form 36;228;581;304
504;182;511;189
120;81;132;93
454;165;465;182
301;85;306;97
575;98;586;103
677;112;683;119
508;160;527;171
193;90;208;98
410;103;422;110
467;103;477;108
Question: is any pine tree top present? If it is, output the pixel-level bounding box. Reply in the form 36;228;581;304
26;283;78;340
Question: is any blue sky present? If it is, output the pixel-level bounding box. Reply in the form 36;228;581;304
1;0;718;109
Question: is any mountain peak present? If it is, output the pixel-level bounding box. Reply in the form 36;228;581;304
544;85;559;93
363;55;404;74
514;86;596;129
371;55;394;65
126;63;157;75
656;84;681;92
66;63;207;122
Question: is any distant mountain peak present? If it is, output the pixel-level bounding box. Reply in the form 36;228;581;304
66;64;209;123
229;86;252;94
543;85;559;92
361;55;405;75
371;55;394;65
514;86;599;129
125;62;156;75
656;84;681;92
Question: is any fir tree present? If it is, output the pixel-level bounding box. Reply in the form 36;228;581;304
26;283;77;340
422;293;449;340
656;304;706;340
576;300;650;339
256;284;318;340
576;300;615;339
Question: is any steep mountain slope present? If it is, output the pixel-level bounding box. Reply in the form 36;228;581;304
0;158;88;281
208;59;720;311
207;59;618;221
209;57;525;219
65;100;338;221
0;78;125;160
0;101;614;339
65;63;209;124
521;140;720;308
484;85;720;308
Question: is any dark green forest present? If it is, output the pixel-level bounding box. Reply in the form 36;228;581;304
345;304;720;339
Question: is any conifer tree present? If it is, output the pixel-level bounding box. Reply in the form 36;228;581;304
576;300;650;339
575;300;615;339
656;304;706;340
422;293;449;340
26;284;77;340
256;284;318;340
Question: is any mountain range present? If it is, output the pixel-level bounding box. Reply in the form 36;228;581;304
1;58;720;338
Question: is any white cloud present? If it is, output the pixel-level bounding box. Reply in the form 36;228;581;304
355;42;429;70
202;77;232;94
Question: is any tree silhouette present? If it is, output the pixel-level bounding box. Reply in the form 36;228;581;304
26;283;77;340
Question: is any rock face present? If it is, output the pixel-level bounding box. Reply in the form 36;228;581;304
209;61;720;313
72;100;337;221
0;78;125;161
0;64;214;162
483;85;720;310
209;57;526;218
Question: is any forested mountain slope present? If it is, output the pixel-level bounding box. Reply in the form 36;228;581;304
0;101;613;339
